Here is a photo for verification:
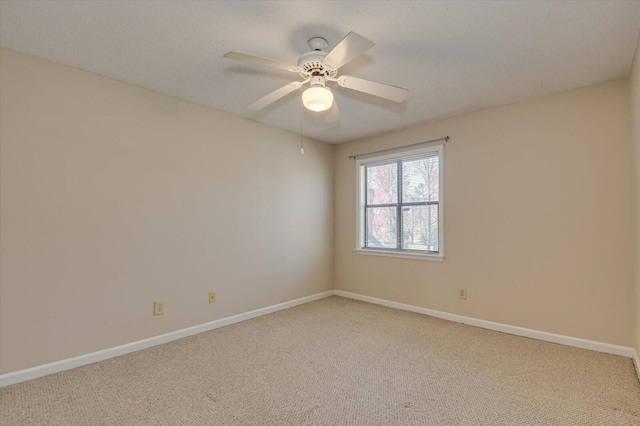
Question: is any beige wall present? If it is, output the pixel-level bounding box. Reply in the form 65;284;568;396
0;48;334;374
630;37;640;357
335;79;636;347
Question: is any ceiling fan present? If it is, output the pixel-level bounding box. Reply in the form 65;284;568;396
223;31;408;122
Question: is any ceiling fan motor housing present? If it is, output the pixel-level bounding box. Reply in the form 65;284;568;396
298;50;337;78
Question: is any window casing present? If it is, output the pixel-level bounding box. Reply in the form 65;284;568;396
355;144;443;260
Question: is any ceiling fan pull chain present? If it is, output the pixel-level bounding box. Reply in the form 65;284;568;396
300;100;304;156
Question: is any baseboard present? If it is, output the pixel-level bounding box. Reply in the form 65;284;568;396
0;290;335;388
2;289;635;388
334;290;635;358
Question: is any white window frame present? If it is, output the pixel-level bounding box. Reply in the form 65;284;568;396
355;144;444;261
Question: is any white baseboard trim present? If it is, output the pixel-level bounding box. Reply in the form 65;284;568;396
334;290;636;358
3;289;636;388
0;290;334;388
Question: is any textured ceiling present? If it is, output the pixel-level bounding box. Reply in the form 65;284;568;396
1;1;639;144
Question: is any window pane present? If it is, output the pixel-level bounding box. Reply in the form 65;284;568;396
366;162;397;205
402;204;439;252
402;156;439;203
366;207;397;249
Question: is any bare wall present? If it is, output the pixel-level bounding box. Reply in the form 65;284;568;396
334;79;635;347
630;36;640;356
0;48;334;374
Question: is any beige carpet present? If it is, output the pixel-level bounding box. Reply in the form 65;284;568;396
1;296;639;425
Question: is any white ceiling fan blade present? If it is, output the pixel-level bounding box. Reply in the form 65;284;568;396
246;81;303;111
322;32;374;70
224;51;299;72
337;75;408;102
325;100;341;123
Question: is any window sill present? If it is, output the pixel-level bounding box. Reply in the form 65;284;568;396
354;248;444;261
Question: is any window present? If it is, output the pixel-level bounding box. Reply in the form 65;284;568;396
356;144;443;260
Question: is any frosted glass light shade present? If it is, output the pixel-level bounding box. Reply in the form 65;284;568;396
302;86;334;112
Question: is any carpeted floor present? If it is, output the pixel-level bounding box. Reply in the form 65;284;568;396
1;296;639;425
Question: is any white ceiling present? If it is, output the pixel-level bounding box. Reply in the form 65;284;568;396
1;1;639;144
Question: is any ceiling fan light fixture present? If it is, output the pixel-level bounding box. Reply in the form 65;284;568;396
302;86;333;112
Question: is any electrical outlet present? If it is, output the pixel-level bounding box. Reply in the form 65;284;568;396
458;288;467;300
154;301;165;315
209;292;216;303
